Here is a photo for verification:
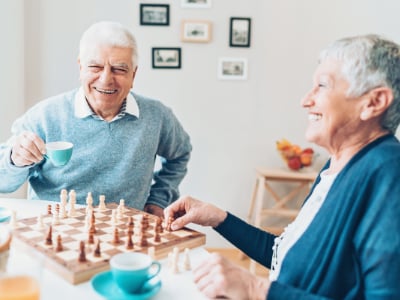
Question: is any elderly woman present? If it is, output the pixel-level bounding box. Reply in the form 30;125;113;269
164;34;400;299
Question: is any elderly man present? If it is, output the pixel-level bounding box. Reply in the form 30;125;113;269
0;21;192;217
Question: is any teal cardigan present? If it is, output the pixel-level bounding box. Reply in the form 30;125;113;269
215;134;400;299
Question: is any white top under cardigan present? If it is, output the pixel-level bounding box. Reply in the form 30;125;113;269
269;170;337;281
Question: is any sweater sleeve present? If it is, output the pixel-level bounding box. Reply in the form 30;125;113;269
214;212;276;268
0;120;32;193
147;106;192;209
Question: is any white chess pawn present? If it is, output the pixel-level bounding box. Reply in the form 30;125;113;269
171;250;179;274
117;205;124;220
8;210;18;229
36;214;45;230
111;209;118;226
60;203;68;219
118;199;125;213
60;189;68;205
52;211;60;225
98;195;107;211
183;248;191;271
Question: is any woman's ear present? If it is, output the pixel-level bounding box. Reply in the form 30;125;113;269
360;87;393;120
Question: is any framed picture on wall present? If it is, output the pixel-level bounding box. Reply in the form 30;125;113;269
218;57;248;80
181;0;212;8
181;20;212;43
152;48;181;69
140;4;170;26
229;17;251;47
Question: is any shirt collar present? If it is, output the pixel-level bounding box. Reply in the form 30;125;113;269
74;87;140;120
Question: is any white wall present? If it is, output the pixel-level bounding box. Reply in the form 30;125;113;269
0;0;26;198
2;0;400;246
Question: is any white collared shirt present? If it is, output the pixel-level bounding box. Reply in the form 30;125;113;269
74;87;140;122
269;170;337;281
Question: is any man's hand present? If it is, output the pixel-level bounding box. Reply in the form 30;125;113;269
10;131;46;167
194;253;270;300
144;204;164;218
163;195;227;230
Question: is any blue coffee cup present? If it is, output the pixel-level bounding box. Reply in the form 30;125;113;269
110;252;161;294
45;141;73;166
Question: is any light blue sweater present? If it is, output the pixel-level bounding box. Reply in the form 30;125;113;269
0;89;192;208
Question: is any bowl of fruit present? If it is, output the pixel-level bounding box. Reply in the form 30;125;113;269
276;138;315;171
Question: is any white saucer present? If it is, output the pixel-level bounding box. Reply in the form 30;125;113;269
91;270;161;300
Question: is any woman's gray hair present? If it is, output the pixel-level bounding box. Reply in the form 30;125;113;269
79;21;138;68
319;34;400;134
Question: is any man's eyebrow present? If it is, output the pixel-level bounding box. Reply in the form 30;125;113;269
112;63;130;69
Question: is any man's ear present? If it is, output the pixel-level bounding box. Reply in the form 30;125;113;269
131;66;138;88
360;87;393;120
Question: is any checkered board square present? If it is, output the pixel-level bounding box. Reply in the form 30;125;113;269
12;203;206;284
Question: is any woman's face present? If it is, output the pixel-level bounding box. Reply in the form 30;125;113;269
301;59;365;152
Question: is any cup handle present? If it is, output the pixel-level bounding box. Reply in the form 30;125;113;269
147;261;161;280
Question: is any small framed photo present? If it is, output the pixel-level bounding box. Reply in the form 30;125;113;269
152;48;182;69
218;57;248;80
181;20;212;43
181;0;212;8
140;4;170;26
229;17;251;47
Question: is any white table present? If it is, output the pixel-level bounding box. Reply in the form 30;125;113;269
0;198;209;300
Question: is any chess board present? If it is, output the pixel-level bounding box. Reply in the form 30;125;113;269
11;203;206;284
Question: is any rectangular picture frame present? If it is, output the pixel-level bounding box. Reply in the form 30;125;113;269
140;4;170;26
152;48;182;69
229;17;251;47
181;20;212;43
218;57;248;80
181;0;212;8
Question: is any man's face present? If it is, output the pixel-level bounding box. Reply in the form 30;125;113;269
79;45;136;120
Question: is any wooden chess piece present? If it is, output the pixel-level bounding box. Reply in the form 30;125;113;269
47;204;52;215
55;234;63;252
113;227;120;244
93;240;101;257
45;225;53;245
78;241;87;262
126;232;134;250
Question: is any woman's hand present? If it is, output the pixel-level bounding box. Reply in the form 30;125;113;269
194;253;270;299
164;195;228;230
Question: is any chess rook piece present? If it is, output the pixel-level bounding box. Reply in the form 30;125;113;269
45;226;53;245
78;240;87;262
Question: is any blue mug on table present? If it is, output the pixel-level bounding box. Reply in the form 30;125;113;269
110;252;161;294
45;141;73;166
